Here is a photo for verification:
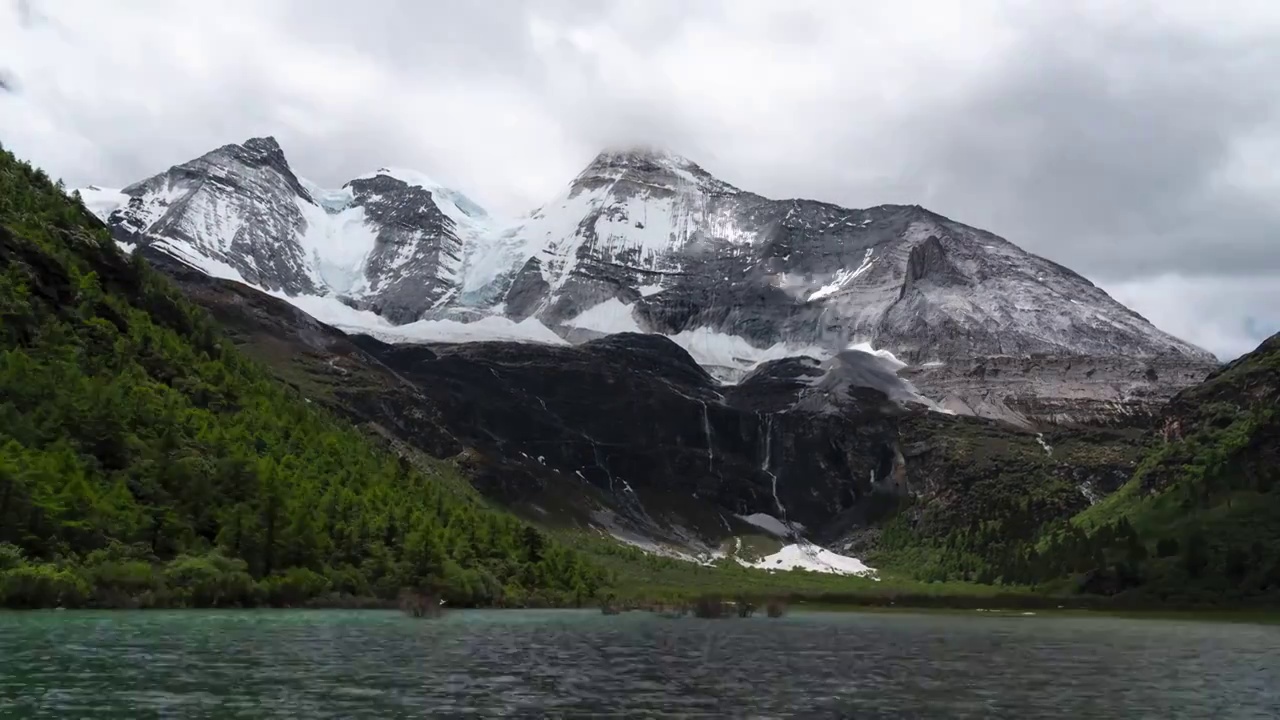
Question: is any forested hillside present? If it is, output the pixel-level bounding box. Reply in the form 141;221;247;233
0;145;603;608
875;333;1280;604
1065;332;1280;603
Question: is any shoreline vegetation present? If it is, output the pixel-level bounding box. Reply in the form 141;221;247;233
2;542;1277;618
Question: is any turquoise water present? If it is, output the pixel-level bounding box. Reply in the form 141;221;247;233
1;609;1277;718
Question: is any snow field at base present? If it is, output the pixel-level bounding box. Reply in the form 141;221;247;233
744;543;877;577
591;513;876;576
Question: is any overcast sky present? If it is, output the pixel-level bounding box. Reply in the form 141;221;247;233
3;0;1277;360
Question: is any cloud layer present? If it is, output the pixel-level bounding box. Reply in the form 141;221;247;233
3;0;1277;359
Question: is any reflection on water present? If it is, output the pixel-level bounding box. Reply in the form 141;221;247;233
1;609;1277;718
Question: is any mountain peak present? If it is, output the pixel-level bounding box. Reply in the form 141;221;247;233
242;135;283;153
572;144;731;194
228;135;292;173
591;144;697;169
583;145;705;178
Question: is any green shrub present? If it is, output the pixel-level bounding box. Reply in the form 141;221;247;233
0;563;91;608
324;563;371;598
86;560;165;608
163;553;257;607
260;567;331;606
0;543;24;572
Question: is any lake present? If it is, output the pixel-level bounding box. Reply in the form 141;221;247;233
1;609;1277;718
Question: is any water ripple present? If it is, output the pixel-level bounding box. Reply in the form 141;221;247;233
0;609;1277;718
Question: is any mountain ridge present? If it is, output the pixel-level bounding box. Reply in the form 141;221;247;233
78;136;1220;427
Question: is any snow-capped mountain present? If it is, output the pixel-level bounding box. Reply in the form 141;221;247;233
483;147;1213;364
80;137;1220;426
83;137;488;324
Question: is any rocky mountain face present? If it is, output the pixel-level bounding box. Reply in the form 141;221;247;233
81;138;1220;428
154;250;1154;563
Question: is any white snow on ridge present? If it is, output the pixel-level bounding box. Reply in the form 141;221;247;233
808;248;876;302
357;167;495;225
465;159;750;304
149;238;249;284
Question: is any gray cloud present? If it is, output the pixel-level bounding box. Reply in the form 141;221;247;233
2;0;1277;359
894;20;1280;283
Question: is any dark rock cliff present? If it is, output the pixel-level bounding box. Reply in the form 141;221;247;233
156;254;1151;555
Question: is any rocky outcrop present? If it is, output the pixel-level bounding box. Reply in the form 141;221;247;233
343;173;463;323
899;235;964;299
900;354;1219;429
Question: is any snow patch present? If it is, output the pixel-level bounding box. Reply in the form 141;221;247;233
273;293;392;329
735;513;804;538
349;314;567;346
566;298;645;334
293;196;380;295
846;341;907;370
638;284;665;297
270;291;564;347
667;327;831;376
744;543;876;577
